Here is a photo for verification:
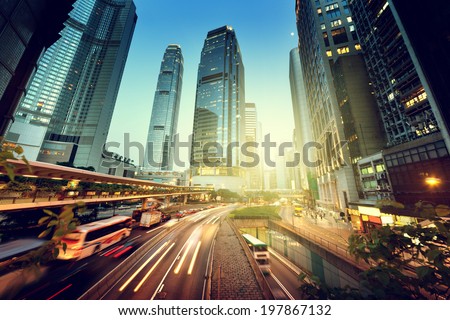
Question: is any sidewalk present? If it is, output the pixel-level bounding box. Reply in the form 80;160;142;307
279;206;369;269
210;219;265;300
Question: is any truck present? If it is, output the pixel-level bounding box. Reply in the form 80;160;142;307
138;210;162;228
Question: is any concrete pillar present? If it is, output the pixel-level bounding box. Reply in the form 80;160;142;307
165;196;171;207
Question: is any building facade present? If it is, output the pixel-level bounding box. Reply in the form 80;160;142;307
243;102;263;190
143;44;183;172
295;0;360;212
0;0;74;136
5;0;137;172
350;0;450;206
190;26;246;193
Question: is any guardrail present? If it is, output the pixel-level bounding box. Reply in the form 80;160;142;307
272;220;371;270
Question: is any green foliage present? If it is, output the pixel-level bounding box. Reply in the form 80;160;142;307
301;202;450;299
1;204;80;275
245;191;279;202
217;188;240;200
299;274;363;299
231;205;281;220
0;138;31;181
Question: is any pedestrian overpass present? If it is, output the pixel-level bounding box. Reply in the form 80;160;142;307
0;159;211;213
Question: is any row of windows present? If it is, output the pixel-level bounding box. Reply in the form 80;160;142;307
360;163;385;175
85;221;131;242
384;141;448;168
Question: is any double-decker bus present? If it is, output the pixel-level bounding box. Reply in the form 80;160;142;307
242;233;270;274
57;215;132;260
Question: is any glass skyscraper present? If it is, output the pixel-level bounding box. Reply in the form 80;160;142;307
142;44;183;172
0;0;74;136
5;0;137;171
190;26;246;192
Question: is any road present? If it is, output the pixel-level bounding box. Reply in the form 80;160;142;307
265;250;304;300
12;204;307;300
102;206;233;300
14;206;233;300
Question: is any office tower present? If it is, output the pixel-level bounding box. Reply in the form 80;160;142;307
190;26;246;193
295;0;360;212
142;44;183;171
5;0;137;172
0;0;74;136
316;0;386;187
244;103;262;190
350;0;450;205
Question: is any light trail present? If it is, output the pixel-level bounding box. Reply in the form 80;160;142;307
187;241;201;275
134;243;175;292
119;241;169;292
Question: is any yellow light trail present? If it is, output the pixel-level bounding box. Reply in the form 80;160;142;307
134;243;175;292
174;241;193;274
119;241;169;292
187;241;201;275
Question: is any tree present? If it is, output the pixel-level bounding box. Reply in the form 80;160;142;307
300;201;450;299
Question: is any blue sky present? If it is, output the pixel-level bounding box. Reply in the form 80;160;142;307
108;0;298;168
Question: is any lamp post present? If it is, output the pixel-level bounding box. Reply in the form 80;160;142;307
425;177;442;186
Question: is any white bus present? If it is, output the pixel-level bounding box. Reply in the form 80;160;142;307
242;233;271;274
57;216;132;260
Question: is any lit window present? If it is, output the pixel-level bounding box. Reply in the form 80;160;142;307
326;50;333;57
330;19;342;27
337;46;350;54
347;16;352;23
355;43;362;50
321;23;326;30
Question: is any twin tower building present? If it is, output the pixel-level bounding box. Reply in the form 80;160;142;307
143;26;248;192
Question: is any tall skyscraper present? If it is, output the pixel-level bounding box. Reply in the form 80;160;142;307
244;103;263;190
4;0;137;172
190;26;246;193
142;44;183;172
295;0;360;212
0;0;75;136
350;0;450;205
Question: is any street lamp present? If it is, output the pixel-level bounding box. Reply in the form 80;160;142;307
425;177;442;186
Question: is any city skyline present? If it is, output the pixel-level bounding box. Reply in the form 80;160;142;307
107;0;298;170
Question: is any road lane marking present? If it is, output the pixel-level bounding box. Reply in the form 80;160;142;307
271;273;295;300
187;241;201;275
146;225;165;234
129;235;142;242
211;217;220;224
134;243;175;292
119;241;169;292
